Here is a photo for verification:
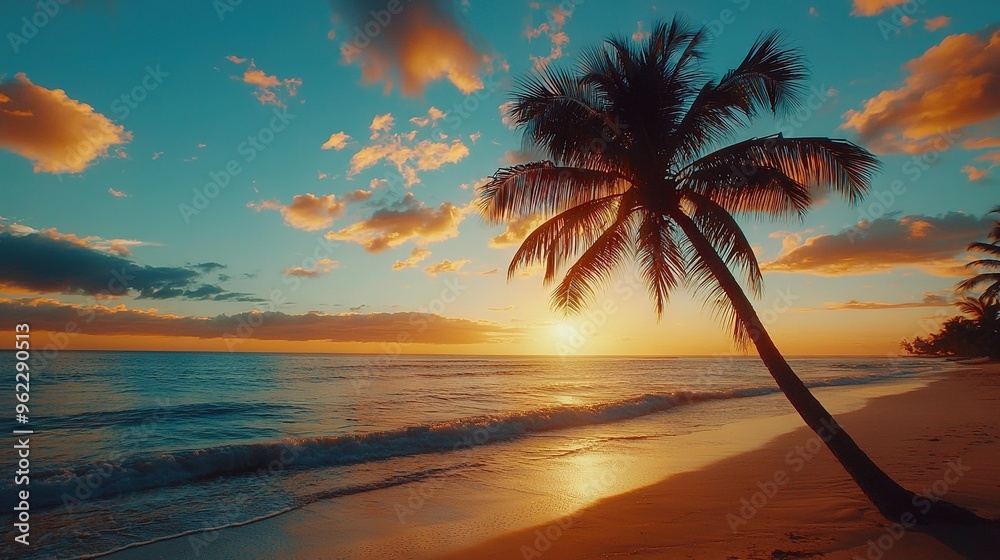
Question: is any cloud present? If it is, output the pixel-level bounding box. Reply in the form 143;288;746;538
0;229;259;301
480;268;499;275
841;28;1000;154
321;131;351;150
0;73;131;174
228;57;302;107
488;215;545;248
330;0;486;95
962;165;990;182
527;5;572;70
369;113;395;138
248;193;347;231
762;213;991;276
348;114;470;186
0;297;518;344
326;192;469;253
826;293;953;310
284;259;339;278
392;247;432;270
964;137;1000;150
631;21;649;42
409;107;446;127
108;187;129;198
850;0;910;16
424;258;470;276
499;100;517;130
1;222;149;257
488;305;517;311
924;16;951;32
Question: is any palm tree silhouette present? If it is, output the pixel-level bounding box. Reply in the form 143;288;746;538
958;205;1000;303
479;19;982;524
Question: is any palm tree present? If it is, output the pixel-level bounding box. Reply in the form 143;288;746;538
958;206;1000;303
479;19;983;524
956;295;1000;360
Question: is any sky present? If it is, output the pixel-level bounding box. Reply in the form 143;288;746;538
1;0;999;357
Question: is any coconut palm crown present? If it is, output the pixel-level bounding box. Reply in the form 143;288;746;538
958;205;1000;302
478;18;984;524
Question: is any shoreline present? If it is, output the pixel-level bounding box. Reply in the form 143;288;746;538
439;365;1000;559
89;364;979;560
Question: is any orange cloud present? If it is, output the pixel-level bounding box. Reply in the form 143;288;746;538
962;165;990;182
108;187;129;198
850;0;910;16
631;21;649;42
841;28;1000;154
326;192;469;253
924;16;950;32
488;215;545;248
284;258;339;278
0;297;517;345
392;247;432;270
321;131;351;150
762;213;990;276
424;258;470;276
248;193;347;231
332;0;486;95
0;73;131;174
964;137;1000;149
409;107;446;127
527;5;572;70
348;114;470;186
228;57;301;106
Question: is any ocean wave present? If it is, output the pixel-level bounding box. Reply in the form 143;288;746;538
3;367;924;511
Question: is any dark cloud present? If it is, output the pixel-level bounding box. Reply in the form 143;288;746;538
0;298;519;344
0;232;260;301
826;293;954;310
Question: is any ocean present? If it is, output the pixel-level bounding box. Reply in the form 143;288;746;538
0;351;949;559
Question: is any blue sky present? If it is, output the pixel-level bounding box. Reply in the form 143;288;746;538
1;0;998;355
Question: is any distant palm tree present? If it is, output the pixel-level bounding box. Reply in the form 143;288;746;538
958;205;1000;303
480;19;981;524
956;294;1000;361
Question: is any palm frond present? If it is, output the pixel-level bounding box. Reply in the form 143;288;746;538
683;192;764;296
957;273;1000;297
682;135;879;210
670;32;807;160
550;209;639;314
509;66;625;170
478;162;629;224
507;193;625;282
635;209;686;317
967;243;1000;258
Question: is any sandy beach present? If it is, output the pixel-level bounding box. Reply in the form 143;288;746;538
441;364;1000;560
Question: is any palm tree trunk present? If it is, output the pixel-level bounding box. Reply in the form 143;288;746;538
673;212;984;525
